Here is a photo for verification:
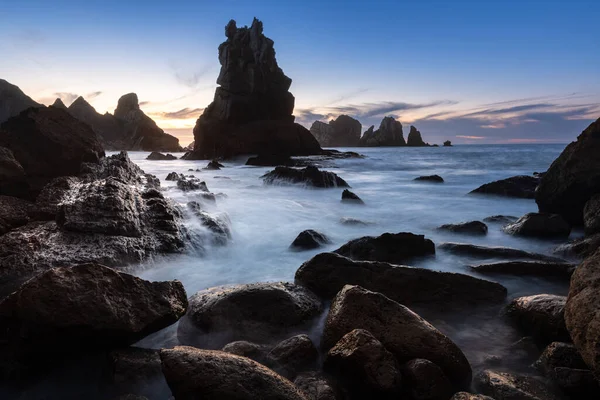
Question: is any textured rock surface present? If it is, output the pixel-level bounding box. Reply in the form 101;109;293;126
401;358;454;400
0;79;42;123
310;115;361;147
184;19;321;159
294;372;345;400
107;347;169;400
406;125;427;146
584;194;600;235
290;230;330;250
160;347;308;400
470;175;539;198
0;195;35;235
322;285;472;390
554;234;600;259
221;341;270;364
178;282;322;348
359;117;405;146
470;260;575;280
438;221;488;235
536;118;600;225
266;334;319;379
296;252;506;310
506;294;569;345
262;166;349;188
503;213;571;238
474;370;564;400
334;232;435;263
439;242;565;262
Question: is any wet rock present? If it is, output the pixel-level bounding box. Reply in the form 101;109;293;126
324;329;402;399
321;285;472;390
296;252;507;310
506;294;569;346
503;213;571;238
443;140;452;147
438;221;488;235
246;154;296;166
107;347;169;400
178;282;322;348
294;372;345;400
470;261;575;280
359;117;405;147
401;358;454;400
439;242;565;262
310;115;362;147
565;248;600;379
221;341;270;364
205;160;224;170
0;196;34;235
267;334;319;379
0;264;187;373
406;125;428;146
339;217;370;226
334;232;435;263
79;150;148;185
160;346;308;400
536;118;600;225
33;176;82;219
146;152;177;161
341;189;364;204
290;230;330;250
165;172;182;181
474;370;564;400
414;175;444;183
176;176;209;192
470;175;539;199
187;201;231;245
483;215;518;224
554;234;600;259
0;146;27;197
262;166;349;188
583;194;600;235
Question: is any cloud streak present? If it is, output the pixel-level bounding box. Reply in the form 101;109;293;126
149;107;204;120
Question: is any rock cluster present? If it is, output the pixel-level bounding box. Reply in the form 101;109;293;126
359;116;405;146
310;115;362;147
470;175;540;198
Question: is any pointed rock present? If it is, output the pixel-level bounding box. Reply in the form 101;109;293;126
51;98;68;109
407;125;427;146
0;79;42;124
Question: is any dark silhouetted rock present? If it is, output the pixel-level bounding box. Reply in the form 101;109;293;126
176;176;209;192
406;125;427;146
51;98;68;109
0;196;34;235
359;117;405;146
0;145;26;197
165;172;182;181
296;252;506;310
246;154;296;166
294;372;345;400
470;175;539;198
506;294;569;346
221;341;270;364
503;213;571;238
310;115;362;147
443;140;452;147
178;282;322;348
107;347;169;400
438;221;488;235
341;189;364;204
322;285;472;390
0;264;187;373
470;261;575;280
334;232;435;264
554;234;600;259
205;160;224;170
536;118;600;225
290;230;330;250
439;242;565;262
267;334;318;379
0;79;42;123
474;370;564;400
324;329;402;399
146;152;177;160
68;96;129;150
483;215;518;224
160;346;308;400
401;358;454;400
262;166;349;188
583;194;600;235
414;175;444;183
183;19;321;160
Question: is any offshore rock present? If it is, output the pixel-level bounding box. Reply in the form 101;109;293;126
359;117;405;146
406;125;428;146
310;115;362;147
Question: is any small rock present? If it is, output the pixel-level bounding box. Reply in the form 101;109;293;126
506;294;569;346
438;221;488;235
165;172;182;181
334;232;435;264
483;215;518;224
414;175;444;183
262;166;349;188
146;152;177;161
176;177;209;192
503;213;571;238
341;189;364;204
339;217;370;226
443;141;452;147
290;230;330;250
204;160;224;170
401;358;454;400
474;370;564;400
267;334;319;379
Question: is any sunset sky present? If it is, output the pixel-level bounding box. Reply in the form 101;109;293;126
1;0;598;146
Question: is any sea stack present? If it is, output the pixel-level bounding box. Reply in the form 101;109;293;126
183;18;321;159
359;116;405;146
310;115;362;147
407;125;427;146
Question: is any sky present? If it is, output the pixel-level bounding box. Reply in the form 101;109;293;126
1;0;599;146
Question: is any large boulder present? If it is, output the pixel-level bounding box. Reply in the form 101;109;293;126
470;175;539;198
160;347;308;400
565;249;600;379
321;285;472;390
262;166;349;188
178;282;322;348
183;19;321;159
474;370;564;400
536;118;600;225
0;79;42;123
295;252;507;311
359;117;405;146
438;221;488;235
333;232;435;263
584;194;600;235
406;125;427;146
400;358;454;400
505;294;570;345
310;115;362;147
503;213;571;238
0;264;187;371
266;334;319;379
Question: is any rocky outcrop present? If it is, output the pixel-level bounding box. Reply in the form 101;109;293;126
470;261;575;280
406;125;427;146
438;221;488;235
506;294;569;345
341;189;364;204
0;264;187;372
0;79;42;123
178;282;322;348
146;152;177;160
439;242;565;262
310;115;362;147
290;230;330;250
295;252;506;310
262;166;349;188
443;140;452;147
160;347;308;400
474;370;564;400
536;118;600;224
554;234;600;259
359;117;405;146
322;285;472;390
51;98;68;109
333;232;435;264
414;175;444;183
183;19;321;159
470;175;540;198
503;212;571;238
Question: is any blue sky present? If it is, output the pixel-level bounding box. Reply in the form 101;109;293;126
1;0;598;145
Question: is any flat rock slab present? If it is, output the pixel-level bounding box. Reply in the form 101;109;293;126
439;242;565;262
470;261;575;280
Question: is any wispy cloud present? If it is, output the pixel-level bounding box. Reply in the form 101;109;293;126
149;107;203;120
456;135;485;139
53;92;79;105
86;91;102;99
170;61;215;88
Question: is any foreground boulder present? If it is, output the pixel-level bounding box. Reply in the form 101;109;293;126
506;294;569;345
160;347;308;400
262;166;349;188
565;249;600;379
294;372;345;400
438;221;488;235
296;252;506;311
470;175;539;198
266;334;319;379
341;189;364;204
359;117;405;147
310;115;362;147
107;347;169;400
401;358;454;400
536;118;600;225
146;152;177;160
321;285;472;390
178;282;322;348
0;264;187;371
183;19;321;159
474;370;564;400
334;232;435;264
290;230;330;250
503;213;571;238
439;242;565;262
470;260;575;280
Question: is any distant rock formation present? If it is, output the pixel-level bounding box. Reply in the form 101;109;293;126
183;18;321;159
0;79;42;123
407;125;428;146
68;96;127;149
359;117;405;146
51;98;68;110
310;115;362;147
444;140;452;147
